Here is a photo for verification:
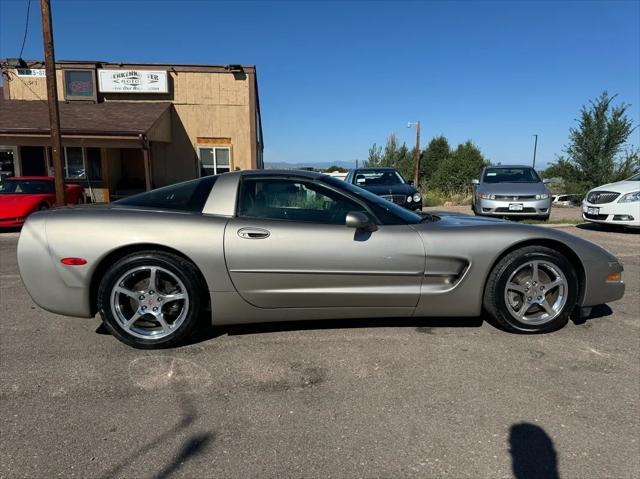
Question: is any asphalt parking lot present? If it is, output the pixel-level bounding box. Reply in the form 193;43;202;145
1;222;638;478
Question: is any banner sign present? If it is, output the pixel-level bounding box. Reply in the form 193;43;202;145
16;69;46;77
98;69;168;93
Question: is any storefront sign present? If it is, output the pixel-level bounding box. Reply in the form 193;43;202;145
16;69;46;77
98;69;168;93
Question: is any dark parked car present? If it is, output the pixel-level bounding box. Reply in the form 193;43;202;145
345;167;422;211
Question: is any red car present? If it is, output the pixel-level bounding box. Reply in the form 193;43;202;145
0;176;85;228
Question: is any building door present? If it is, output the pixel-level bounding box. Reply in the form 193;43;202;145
20;146;47;176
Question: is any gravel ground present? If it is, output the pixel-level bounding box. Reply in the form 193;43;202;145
0;224;638;479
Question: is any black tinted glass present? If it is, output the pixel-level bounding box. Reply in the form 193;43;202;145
114;176;217;212
239;177;368;225
0;179;53;194
324;176;422;224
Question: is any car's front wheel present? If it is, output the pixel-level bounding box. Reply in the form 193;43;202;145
483;246;578;333
97;251;204;348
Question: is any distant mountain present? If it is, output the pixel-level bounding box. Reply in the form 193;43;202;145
264;160;357;171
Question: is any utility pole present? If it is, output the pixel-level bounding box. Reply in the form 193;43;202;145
40;0;65;206
408;121;421;185
532;134;538;170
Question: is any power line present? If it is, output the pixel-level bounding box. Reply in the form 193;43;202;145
18;0;32;58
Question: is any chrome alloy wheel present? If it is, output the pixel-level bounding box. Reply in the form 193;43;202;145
110;266;190;340
503;260;568;325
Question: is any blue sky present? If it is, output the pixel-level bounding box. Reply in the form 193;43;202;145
1;0;639;168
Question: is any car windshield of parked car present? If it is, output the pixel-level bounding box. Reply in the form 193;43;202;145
354;170;405;187
483;167;541;183
626;173;640;181
114;176;217;212
0;179;53;194
325;176;424;224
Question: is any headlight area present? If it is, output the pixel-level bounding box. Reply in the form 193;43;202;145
536;193;550;200
479;193;495;200
618;191;640;203
406;193;422;203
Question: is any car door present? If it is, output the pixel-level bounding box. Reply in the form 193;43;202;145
223;176;425;309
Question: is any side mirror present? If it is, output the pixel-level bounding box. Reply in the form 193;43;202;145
346;211;377;232
407;180;414;186
471;179;480;185
542;178;551;184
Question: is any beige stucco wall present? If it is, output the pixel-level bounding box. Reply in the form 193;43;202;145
3;68;254;173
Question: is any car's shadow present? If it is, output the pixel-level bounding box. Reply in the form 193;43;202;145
94;305;614;346
576;223;639;234
184;316;485;345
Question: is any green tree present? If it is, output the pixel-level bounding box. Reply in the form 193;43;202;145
430;141;490;194
421;135;451;183
364;134;414;179
551;91;637;193
366;143;383;167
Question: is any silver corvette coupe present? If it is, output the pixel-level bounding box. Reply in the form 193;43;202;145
18;170;625;348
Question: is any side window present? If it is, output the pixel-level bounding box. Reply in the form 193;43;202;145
238;178;369;225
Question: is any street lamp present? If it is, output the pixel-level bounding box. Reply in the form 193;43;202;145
407;121;421;185
532;134;538;169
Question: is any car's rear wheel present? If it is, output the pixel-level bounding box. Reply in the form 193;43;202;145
483;246;578;333
97;251;204;348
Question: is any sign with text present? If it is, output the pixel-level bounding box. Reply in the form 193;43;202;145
98;70;168;93
16;69;46;77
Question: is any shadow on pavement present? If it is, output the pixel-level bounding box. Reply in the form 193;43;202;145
576;222;639;234
572;303;613;325
151;433;214;479
181;315;485;346
510;422;559;479
98;382;215;479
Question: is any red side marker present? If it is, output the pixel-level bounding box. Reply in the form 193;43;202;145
61;257;88;266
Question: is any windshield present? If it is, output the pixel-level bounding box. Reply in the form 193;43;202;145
324;176;423;224
483;167;541;184
0;179;53;194
626;172;640;181
114;176;217;212
354;169;405;187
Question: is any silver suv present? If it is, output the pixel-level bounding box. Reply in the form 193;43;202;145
472;165;551;220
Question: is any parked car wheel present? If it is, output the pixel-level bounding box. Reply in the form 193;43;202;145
483;246;578;333
97;251;204;349
38;203;48;211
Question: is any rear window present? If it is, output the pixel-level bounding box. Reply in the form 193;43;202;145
114;176;217;212
0;179;53;194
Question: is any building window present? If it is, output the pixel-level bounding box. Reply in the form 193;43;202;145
63;69;97;101
64;147;102;180
199;147;231;176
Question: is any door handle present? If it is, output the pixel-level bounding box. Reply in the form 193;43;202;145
237;227;270;239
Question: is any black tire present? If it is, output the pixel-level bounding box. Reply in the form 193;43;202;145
483;245;578;333
38;203;49;211
97;251;205;349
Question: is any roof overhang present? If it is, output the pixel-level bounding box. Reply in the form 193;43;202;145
0;100;172;147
